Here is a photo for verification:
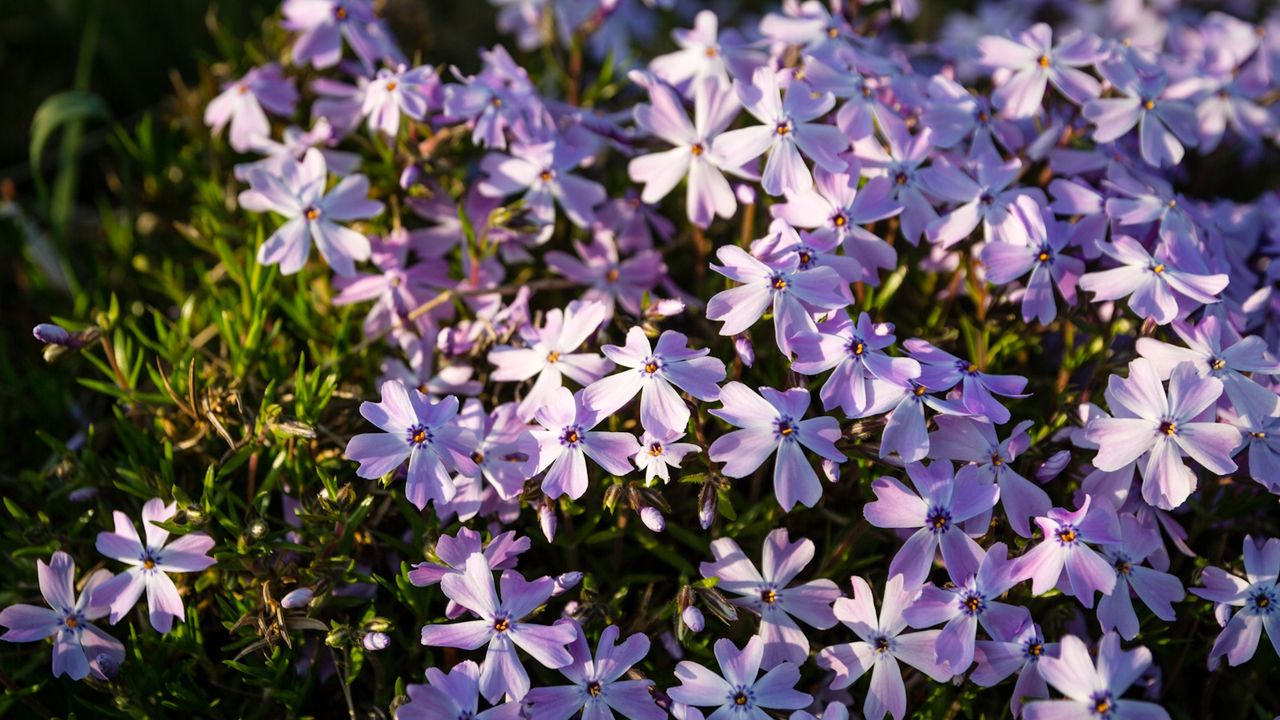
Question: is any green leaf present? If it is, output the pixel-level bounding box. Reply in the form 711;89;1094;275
29;90;110;200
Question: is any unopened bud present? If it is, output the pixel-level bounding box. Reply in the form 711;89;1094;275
640;507;665;532
681;606;704;633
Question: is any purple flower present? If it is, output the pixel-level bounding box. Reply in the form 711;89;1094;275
453;399;539;502
1013;495;1121;608
707;383;845;511
525;621;663;720
442;45;545;150
706;245;847;358
979;196;1086;325
1190;535;1280;668
203;64;298;153
361;64;437;137
396;659;523;720
1096;515;1185;640
532;387;640;500
234;118;361;182
647;10;761;93
488;300;612;421
282;0;403;70
629;75;743;228
972;621;1057;718
714;67;849;196
407;527;529;617
929;416;1051;538
922;154;1039;248
91;498;216;633
238;149;385;276
977;23;1102;118
1085;359;1242;510
1135;315;1280;424
1078;235;1229;325
668;636;812;717
546;236;664;318
903;543;1030;673
478;140;606;231
0;552;124;680
632;428;700;485
859;366;969;463
851;114;937;244
791;311;922;416
332;229;452;337
1023;633;1169;720
699;528;840;669
816;575;954;720
769;164;902;285
863;461;999;588
584;328;725;436
419;553;576;702
1082;62;1198;168
344;381;478;510
904;338;1029;424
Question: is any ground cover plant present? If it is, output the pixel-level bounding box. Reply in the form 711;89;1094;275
2;0;1280;718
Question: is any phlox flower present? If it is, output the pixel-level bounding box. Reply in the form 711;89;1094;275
851;114;937;244
707;383;845;511
488;300;612;421
584;327;725;436
972;621;1057;717
478;140;606;231
863;461;999;588
282;0;403;70
453;399;539;502
1096;515;1184;640
628;75;743;228
791;310;922;416
858;366;969;463
407;527;529;619
419;553;576;702
442;45;545;150
1083;60;1198;168
1023;633;1170;720
979;195;1086;325
546;235;665;319
0;552;124;680
1014;495;1121;608
525;621;664;720
395;660;522;719
647;10;761;93
903;338;1029;425
922;155;1036;248
699;528;840;669
344;380;478;509
1078;235;1229;325
233;118;361;182
362;64;438;137
977;23;1103;118
1190;535;1280;667
816;575;954;720
332;229;453;338
238;149;385;276
532;387;640;501
706;245;847;358
203;64;298;153
92;498;216;633
668;636;812;718
929;416;1051;538
1086;359;1241;510
714;66;849;196
632;429;700;485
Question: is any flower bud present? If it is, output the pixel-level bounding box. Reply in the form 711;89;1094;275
640;507;665;532
539;500;558;542
1036;450;1071;483
553;571;583;596
698;484;718;530
33;323;73;346
734;336;755;368
362;631;390;651
681;606;704;633
281;588;315;609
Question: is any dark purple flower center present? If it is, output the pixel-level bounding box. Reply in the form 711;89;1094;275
304;206;320;221
561;425;583;447
760;587;777;605
774;120;793;136
979;193;995;206
1249;588;1276;614
539;169;555;183
959;590;986;616
796;248;815;268
333;4;348;20
1159;420;1178;436
926;506;951;533
605;267;620;283
729;686;753;706
1024;640;1043;660
470;450;485;465
770;273;789;291
1090;691;1115;718
493;617;510;633
775;418;797;440
848;337;866;357
1036;245;1052;263
873;634;892;653
1055;525;1079;545
1209;357;1227;370
1114;558;1132;575
407;423;432;446
642;356;661;375
648;441;663;456
831;212;848;228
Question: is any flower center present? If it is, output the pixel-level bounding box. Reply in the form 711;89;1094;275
305;207;320;221
761;588;777;604
1251;431;1267;439
334;6;348;20
1027;641;1043;658
776;419;796;438
913;384;928;397
643;358;660;374
1037;250;1051;262
1115;559;1131;575
704;46;717;58
587;680;603;696
797;250;813;267
990;453;1003;466
1159;420;1178;436
691;142;705;156
65;617;78;629
503;451;529;463
493;618;510;632
771;274;788;290
470;450;485;465
1143;99;1156;110
960;592;985;615
1152;263;1166;274
733;689;751;706
874;635;891;653
851;341;865;356
1250;589;1276;613
561;427;582;446
832;213;847;227
408;424;431;446
143;558;156;569
491;97;503;108
827;26;839;38
1210;358;1226;370
926;507;951;532
965;362;979;374
648;442;663;456
1037;54;1051;67
895;171;908;185
605;267;620;283
979;193;994;206
546;351;560;364
774;121;792;136
386;81;397;91
539;169;554;183
1091;692;1114;717
1056;526;1078;545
